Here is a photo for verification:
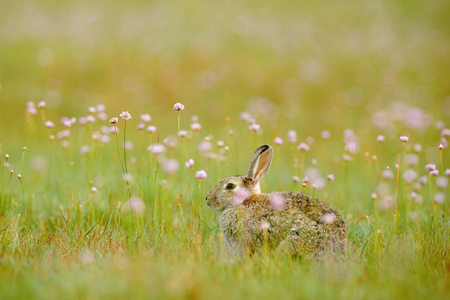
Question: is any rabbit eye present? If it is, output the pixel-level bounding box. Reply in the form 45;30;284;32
226;183;236;190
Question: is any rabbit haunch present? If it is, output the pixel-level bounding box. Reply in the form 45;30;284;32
206;145;347;257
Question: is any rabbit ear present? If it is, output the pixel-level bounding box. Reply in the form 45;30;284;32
246;145;273;183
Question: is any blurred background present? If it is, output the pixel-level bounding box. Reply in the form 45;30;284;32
1;0;449;137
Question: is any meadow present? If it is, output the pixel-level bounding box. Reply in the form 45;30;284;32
0;0;449;299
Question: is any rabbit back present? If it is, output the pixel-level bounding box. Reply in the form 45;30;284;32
219;192;346;257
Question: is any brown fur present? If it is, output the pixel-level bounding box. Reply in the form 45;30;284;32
206;145;347;257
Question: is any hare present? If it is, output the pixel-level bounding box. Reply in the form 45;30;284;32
206;145;346;257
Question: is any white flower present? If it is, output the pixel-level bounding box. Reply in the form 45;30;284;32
147;125;157;133
248;123;260;131
120;111;132;120
173;103;185;111
400;136;409;143
147;144;166;154
195;170;207;179
45;121;54;128
274;137;283;145
140;114;152;122
191;123;202;131
297;143;310;151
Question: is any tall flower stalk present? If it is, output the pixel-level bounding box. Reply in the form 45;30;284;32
174;103;194;228
120;111;132;174
110;117;125;174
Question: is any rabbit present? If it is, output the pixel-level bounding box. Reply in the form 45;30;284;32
206;145;346;258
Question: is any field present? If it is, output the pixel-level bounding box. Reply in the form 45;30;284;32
0;0;450;299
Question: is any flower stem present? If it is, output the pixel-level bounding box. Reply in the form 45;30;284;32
394;154;400;233
177;112;194;228
124;120;128;174
114;125;125;174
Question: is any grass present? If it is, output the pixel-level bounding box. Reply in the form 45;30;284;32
0;0;449;299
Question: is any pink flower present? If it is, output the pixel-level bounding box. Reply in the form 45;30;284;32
109;117;118;124
321;130;331;139
419;176;428;185
445;169;450;177
63;120;72;128
433;193;445;205
173;103;185;111
274;137;283;145
371;193;377;200
97;112;107;121
439;143;444;150
199;141;212;153
147;144;166;154
233;188;250;206
322;213;336;225
240;112;252;122
248;123;260;131
147;125;157;133
260;221;271;230
382;169;394;180
162;159;179;174
400;136;409;143
345;142;358;154
120;111;132;120
297;143;310;151
191;123;202;131
88;107;96;114
287;130;297;143
380;196;394;210
137;123;145;130
327;174;335;181
270;194;285;210
195;170;207;179
122;173;133;182
78;117;85;125
185;159;195;168
80;145;90;155
45;121;54;128
124;141;134;150
292;176;300;183
436;177;448;189
128;197;146;214
140;114;152;122
430;170;439;176
91;187;97;193
376;135;385;143
38;101;46;109
26;102;37;115
410;192;422;204
406;154;419;166
343;154;352;161
100;135;110;144
414;144;422;153
96;104;105;112
178;130;187;137
425;164;436;171
402;169;417;184
441;128;450;138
